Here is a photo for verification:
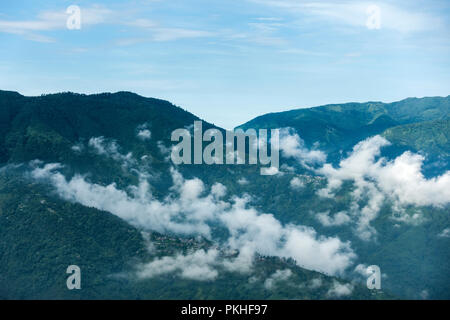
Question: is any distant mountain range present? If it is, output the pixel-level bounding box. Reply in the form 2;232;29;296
0;90;448;299
238;96;449;170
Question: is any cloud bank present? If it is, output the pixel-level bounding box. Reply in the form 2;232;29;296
30;161;356;277
316;135;450;240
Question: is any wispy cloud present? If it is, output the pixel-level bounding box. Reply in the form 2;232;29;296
264;269;292;289
316;135;450;240
29;156;356;276
0;4;214;44
221;18;288;47
279;48;330;56
250;0;445;33
0;5;113;42
327;280;354;297
118;17;215;44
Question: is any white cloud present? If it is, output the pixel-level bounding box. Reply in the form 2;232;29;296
354;263;368;277
137;128;151;141
71;143;84;153
374;151;450;207
88;136;135;167
211;182;227;199
308;277;323;289
260;166;280;176
150;28;213;42
0;5;113;42
157;141;171;161
278;226;355;274
250;0;444;33
316;211;351;227
290;177;304;189
136;249;219;281
237;177;249;185
438;228;450;238
117;18;214;44
30;162;356;277
327;280;353;297
279;128;326;167
264;269;292;289
0;5;214;43
136;246;261;281
317;135;450;240
137;124;152;141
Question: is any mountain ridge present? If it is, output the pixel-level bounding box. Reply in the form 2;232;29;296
0;89;448;299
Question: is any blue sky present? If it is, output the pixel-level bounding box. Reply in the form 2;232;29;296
0;0;449;129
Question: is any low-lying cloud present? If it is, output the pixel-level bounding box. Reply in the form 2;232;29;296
316;135;450;240
30;161;356;277
135;249;220;281
279;128;327;167
327;280;354;298
88;136;135;167
264;269;292;289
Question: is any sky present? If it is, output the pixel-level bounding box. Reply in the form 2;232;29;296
0;0;449;129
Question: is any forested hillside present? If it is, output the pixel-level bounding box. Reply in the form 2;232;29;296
0;90;448;299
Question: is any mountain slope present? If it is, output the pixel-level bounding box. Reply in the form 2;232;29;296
382;118;450;156
1;90;448;300
235;95;450;299
0;90;389;300
0;170;389;300
237;96;450;158
0;90;202;163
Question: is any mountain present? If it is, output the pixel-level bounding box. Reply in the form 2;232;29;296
237;96;450;299
0;90;200;164
0;90;389;300
237;96;450;166
1;90;449;300
382;119;450;157
1;170;387;300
